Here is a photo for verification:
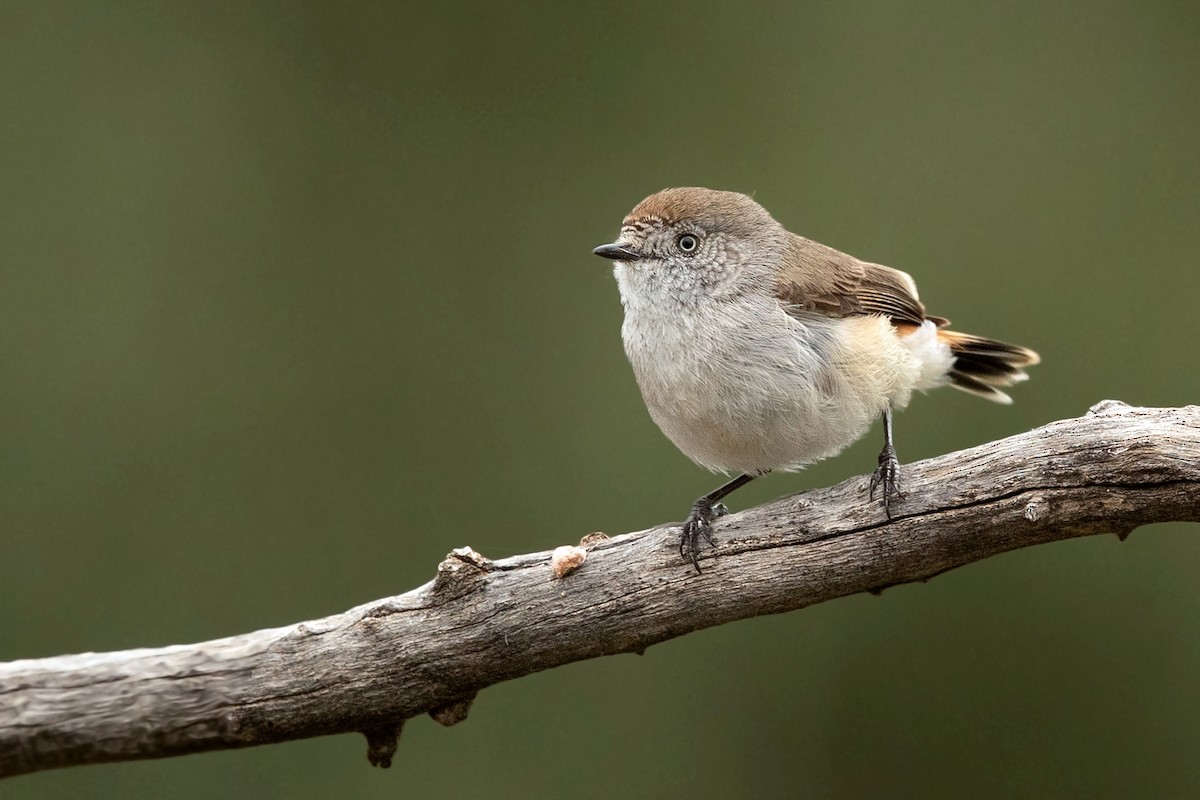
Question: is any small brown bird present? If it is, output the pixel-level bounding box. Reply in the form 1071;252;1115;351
593;187;1039;570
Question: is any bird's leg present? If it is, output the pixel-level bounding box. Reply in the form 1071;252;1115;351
681;472;756;572
869;406;903;517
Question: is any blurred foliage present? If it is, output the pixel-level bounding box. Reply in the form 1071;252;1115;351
2;1;1198;797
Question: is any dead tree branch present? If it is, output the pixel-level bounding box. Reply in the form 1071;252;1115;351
3;400;1198;778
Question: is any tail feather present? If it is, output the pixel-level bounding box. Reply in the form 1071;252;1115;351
938;330;1040;404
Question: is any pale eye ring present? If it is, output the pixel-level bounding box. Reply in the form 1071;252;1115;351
677;233;699;253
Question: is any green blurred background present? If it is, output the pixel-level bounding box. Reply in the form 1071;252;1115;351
3;1;1199;797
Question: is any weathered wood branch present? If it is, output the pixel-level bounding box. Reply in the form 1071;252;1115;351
3;400;1198;779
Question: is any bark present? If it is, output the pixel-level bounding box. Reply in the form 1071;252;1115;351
2;400;1198;778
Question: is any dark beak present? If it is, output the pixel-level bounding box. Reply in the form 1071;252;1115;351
592;242;643;261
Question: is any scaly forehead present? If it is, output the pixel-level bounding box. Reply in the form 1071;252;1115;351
620;187;774;236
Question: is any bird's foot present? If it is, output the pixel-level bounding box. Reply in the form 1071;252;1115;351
680;498;724;572
869;445;903;518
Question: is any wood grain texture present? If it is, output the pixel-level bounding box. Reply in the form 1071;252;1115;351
3;401;1198;778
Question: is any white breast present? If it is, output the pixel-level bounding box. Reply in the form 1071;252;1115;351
617;276;950;474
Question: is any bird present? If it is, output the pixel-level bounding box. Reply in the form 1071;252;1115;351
593;187;1039;571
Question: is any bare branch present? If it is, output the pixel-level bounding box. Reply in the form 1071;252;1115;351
3;401;1198;778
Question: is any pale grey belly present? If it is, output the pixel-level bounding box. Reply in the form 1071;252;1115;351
627;314;889;474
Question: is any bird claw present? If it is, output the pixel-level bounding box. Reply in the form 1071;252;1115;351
680;498;720;572
869;445;903;518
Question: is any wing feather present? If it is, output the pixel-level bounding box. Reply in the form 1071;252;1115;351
775;234;944;327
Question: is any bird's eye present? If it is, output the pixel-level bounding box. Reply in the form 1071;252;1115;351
677;233;699;253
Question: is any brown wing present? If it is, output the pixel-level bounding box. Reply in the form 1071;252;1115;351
775;233;947;327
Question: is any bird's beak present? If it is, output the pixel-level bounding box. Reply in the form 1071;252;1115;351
592;242;643;262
